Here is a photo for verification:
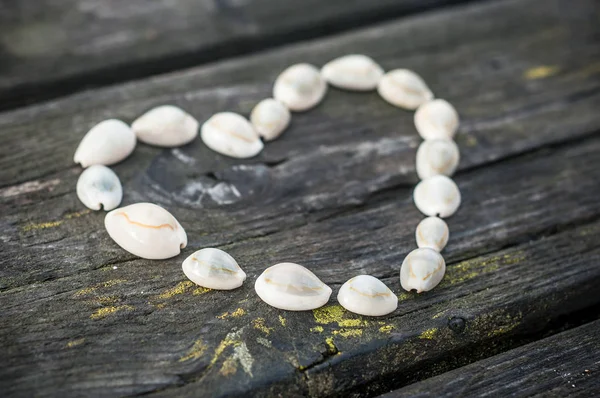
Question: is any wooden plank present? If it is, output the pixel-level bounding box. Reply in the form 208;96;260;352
378;319;600;397
1;0;600;396
0;0;466;109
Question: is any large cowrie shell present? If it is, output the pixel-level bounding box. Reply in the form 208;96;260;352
414;99;459;140
273;63;327;112
201;112;264;158
182;248;246;290
76;165;122;211
250;98;291;141
377;69;433;110
415;216;449;252
74;119;136;167
337;275;398;316
321;54;384;91
132;105;198;147
413;175;461;218
416;139;460;180
400;248;446;293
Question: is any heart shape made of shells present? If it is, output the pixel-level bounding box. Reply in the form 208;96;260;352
73;54;460;316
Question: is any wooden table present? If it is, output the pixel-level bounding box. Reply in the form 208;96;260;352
1;0;599;396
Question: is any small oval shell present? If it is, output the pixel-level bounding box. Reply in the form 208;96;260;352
416;217;449;252
337;275;398;316
105;203;187;260
414;99;459;140
321;54;384;91
74;119;136;167
76;165;122;211
132;105;199;147
255;262;332;311
201;112;264;158
182;248;246;290
250;98;291;141
416;139;460;179
400;248;446;293
273;63;327;112
413;175;461;218
377;69;433;110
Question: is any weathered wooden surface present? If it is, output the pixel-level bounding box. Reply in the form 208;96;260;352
0;0;464;109
1;0;600;396
379;320;600;397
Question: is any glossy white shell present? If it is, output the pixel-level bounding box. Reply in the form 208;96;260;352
414;99;459;140
132;105;198;147
416;139;460;179
255;262;332;311
337;275;398;316
201;112;264;158
321;54;384;91
76;165;122;211
400;248;446;293
273;63;327;112
250;98;291;141
105;203;187;260
377;69;433;110
182;248;246;290
413;175;461;218
74;119;136;167
416;217;449;252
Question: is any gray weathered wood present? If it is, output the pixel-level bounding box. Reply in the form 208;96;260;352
1;0;600;396
379;320;600;397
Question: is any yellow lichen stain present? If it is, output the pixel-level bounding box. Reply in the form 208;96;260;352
446;252;526;285
179;339;208;362
338;319;368;327
90;305;134;320
465;135;478;147
397;292;413;301
22;220;63;231
419;328;438;340
155;303;166;309
252;318;273;335
219;356;238;376
157;281;194;299
310;326;324;333
432;311;446;319
209;331;242;368
65;338;85;348
217;308;246;319
102;279;127;288
74;286;97;297
313;305;345;325
278;315;287;327
95;296;118;305
64;209;92;219
192;287;212;295
74;279;127;298
379;325;394;334
325;337;337;352
484;311;523;338
333;329;363;338
524;65;560;80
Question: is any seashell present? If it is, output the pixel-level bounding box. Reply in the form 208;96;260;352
76;165;122;211
416;216;449;252
74;119;136;167
400;248;446;293
377;69;433;110
131;105;198;147
273;63;327;112
413;175;461;218
201;112;264;158
414;99;459;140
416;139;460;179
337;275;398;316
321;54;384;91
255;262;332;311
105;203;187;260
182;248;246;290
250;98;291;141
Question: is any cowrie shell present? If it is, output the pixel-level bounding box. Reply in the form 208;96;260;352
416;216;449;252
400;248;445;293
76;165;122;211
182;248;246;290
132;105;198;147
105;203;187;260
337;275;398;316
273;63;327;112
255;262;332;311
201;112;264;158
414;99;459;140
74;119;136;167
413;175;461;218
416;139;460;179
377;69;433;110
250;98;291;141
321;54;384;91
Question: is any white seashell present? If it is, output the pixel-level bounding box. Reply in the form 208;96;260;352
377;69;433;110
400;248;446;293
250;99;291;141
273;63;327;112
414;99;459;140
76;165;122;211
413;175;461;218
74;119;136;167
416;139;460;179
416;217;449;252
255;262;332;311
182;248;246;290
201;112;264;158
104;203;187;260
321;54;384;91
337;275;398;316
131;105;199;147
